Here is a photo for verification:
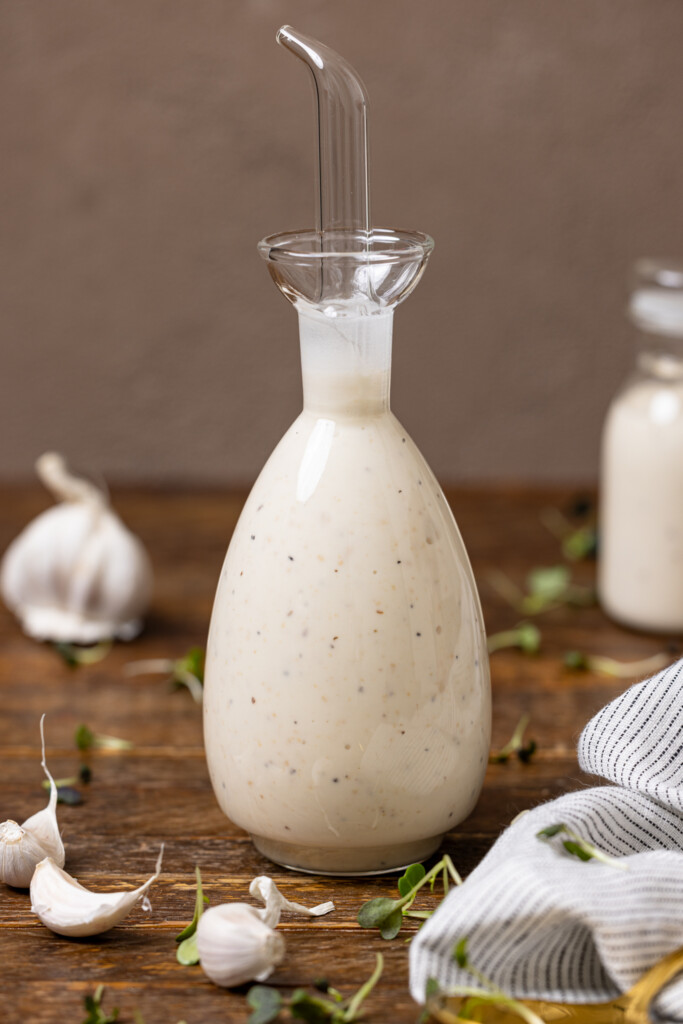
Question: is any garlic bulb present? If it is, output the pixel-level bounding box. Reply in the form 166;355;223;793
1;452;153;643
30;846;163;937
196;875;334;989
196;903;286;988
0;716;65;888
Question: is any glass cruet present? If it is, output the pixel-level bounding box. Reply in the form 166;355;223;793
599;259;683;633
203;27;491;875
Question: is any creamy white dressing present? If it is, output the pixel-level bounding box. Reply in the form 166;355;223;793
599;371;683;633
204;310;490;874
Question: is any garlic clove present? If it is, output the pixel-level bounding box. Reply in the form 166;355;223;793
249;875;335;929
0;716;64;888
196;903;286;988
30;846;163;937
1;452;153;644
0;822;51;889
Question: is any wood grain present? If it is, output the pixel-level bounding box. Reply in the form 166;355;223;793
0;485;678;1023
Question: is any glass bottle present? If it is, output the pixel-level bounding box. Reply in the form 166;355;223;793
203;27;491;875
599;259;683;633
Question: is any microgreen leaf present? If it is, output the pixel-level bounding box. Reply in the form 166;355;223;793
379;907;403;940
454;937;469;968
356;896;401;930
55;785;83;805
55;641;112;668
537;822;628;870
563;650;671;679
247;985;283;1024
176;931;200;965
290;990;336;1023
398;863;426;897
176;866;209;964
82;985;119;1024
446;939;546;1024
487;622;541;656
124;647;204;703
75;724;132;751
489;714;535;764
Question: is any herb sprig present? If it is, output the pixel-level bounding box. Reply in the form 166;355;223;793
82;986;119;1024
54;641;112;668
246;953;383;1023
124;647;205;703
175;866;209;965
537;823;628;870
487;622;540;655
75;724;132;752
540;506;598;562
488;565;595;616
357;857;461;940
563;650;672;679
42;764;92;805
489;714;536;764
423;938;544;1024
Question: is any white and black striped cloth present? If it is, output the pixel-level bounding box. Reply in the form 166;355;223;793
409;658;683;1022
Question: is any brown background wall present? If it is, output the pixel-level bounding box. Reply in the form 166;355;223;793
2;0;682;485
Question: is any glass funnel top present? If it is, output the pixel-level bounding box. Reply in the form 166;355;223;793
258;228;434;314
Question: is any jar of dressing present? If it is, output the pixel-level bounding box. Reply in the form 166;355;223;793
599;259;683;633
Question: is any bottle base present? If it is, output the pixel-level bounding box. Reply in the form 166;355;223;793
250;832;444;876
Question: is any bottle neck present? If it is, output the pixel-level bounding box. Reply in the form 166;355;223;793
298;307;393;417
635;329;683;382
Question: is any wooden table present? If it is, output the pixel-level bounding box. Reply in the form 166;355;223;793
2;486;678;1024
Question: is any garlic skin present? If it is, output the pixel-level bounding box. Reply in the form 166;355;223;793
196;903;286;988
249;875;334;928
30;846;163;937
0;716;65;888
1;452;153;643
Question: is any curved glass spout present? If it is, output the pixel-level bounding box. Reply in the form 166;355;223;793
277;25;371;240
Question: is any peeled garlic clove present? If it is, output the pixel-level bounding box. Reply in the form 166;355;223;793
249;875;335;928
1;452;153;643
0;715;65;888
30;846;163;937
196;903;286;988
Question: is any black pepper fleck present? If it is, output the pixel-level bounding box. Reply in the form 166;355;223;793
332;777;339;783
416;632;422;637
251;535;255;540
288;555;294;561
251;697;256;704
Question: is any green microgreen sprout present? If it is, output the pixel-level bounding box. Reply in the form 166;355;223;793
82;985;119;1024
247;985;284;1024
489;714;537;765
124;646;204;703
54;641;112;668
537;823;628;870
487;622;541;656
539;506;598;562
423;938;544;1024
246;953;383;1023
175;866;209;965
488;565;595;616
563;649;671;679
357;857;461;940
42;764;92;805
75;724;133;752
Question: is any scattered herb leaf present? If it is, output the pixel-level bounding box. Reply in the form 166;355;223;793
540;506;598;561
54;641;112;668
537;823;628;870
288;953;383;1022
176;865;209;965
563;650;671;679
489;714;536;765
124;647;204;703
75;724;132;752
420;937;545;1024
82;985;119;1024
247;985;284;1024
357;856;461;940
487;622;541;655
488;567;595;616
80;764;92;784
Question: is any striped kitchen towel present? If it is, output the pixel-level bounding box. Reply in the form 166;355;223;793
409;658;683;1022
